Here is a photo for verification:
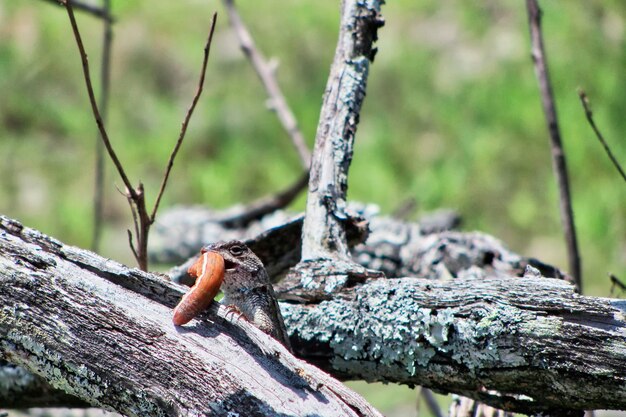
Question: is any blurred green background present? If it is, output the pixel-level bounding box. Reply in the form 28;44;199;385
0;1;624;415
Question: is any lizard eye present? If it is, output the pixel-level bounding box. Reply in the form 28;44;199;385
228;245;245;256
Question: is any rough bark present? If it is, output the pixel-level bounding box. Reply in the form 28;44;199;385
281;275;626;415
150;205;461;270
3;214;626;414
301;0;384;261
0;361;88;409
154;205;566;288
0;215;381;417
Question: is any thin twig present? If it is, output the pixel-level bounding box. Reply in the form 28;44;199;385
419;388;444;417
526;0;582;291
151;13;218;222
223;0;311;169
62;0;137;200
220;171;309;227
610;273;626;296
63;0;217;271
127;229;138;261
578;90;626;183
91;0;113;252
41;0;114;22
64;0;146;269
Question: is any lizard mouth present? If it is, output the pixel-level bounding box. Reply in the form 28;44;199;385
223;259;237;271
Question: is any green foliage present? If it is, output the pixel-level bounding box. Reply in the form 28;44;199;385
0;1;624;298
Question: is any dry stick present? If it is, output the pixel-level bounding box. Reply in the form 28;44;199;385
578;90;626;183
526;0;582;291
62;0;147;268
610;273;626;294
223;0;311;169
420;388;444;417
42;0;114;22
220;171;310;227
91;0;113;252
151;13;218;221
63;0;217;270
62;0;137;200
220;0;310;223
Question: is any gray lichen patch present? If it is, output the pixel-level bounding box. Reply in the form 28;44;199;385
283;278;536;383
451;305;527;370
0;363;36;394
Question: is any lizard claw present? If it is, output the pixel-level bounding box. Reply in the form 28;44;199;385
224;305;247;322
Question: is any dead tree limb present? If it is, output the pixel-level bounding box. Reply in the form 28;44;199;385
0;215;381;417
282;275;626;415
223;0;311;168
300;0;384;262
2;216;625;414
153;206;565;288
526;0;582;291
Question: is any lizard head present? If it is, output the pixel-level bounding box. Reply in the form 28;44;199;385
201;240;261;275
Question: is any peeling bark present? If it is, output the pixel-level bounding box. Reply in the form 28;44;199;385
155;206;563;289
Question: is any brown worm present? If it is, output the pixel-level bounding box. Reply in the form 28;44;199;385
173;251;225;326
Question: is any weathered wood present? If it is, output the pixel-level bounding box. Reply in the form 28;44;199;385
301;0;384;261
281;275;626;414
3;214;626;414
0;215;381;417
156;206;565;290
0;361;88;409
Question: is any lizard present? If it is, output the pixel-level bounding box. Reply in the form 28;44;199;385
201;240;292;351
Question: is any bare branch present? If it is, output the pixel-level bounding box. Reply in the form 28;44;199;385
151;13;218;222
40;0;114;22
127;229;138;261
223;0;311;169
420;388;444;417
578;90;626;183
610;273;626;296
0;215;383;416
91;0;113;252
2;215;625;414
219;171;309;228
526;0;582;291
63;1;217;271
62;0;136;200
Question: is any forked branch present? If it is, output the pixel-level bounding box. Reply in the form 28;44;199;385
62;0;217;270
151;14;218;220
